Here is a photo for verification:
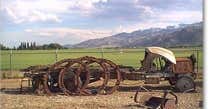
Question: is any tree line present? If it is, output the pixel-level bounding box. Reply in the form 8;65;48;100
0;42;66;50
17;42;37;50
0;44;10;50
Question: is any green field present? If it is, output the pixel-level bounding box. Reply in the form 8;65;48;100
0;48;203;70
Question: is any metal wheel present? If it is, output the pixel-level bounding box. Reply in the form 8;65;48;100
175;76;195;92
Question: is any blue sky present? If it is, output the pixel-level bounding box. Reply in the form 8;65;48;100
0;0;202;47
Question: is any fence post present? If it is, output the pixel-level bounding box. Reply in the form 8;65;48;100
196;49;199;73
55;49;58;62
10;49;12;74
101;47;104;58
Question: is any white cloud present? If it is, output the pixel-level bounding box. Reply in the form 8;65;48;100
24;29;33;32
1;0;202;26
24;27;113;40
39;32;53;36
1;0;107;24
120;10;203;32
156;11;202;23
28;10;62;23
5;7;18;20
21;27;114;46
0;0;202;47
3;0;63;23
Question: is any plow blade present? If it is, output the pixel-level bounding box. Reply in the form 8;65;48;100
134;90;178;109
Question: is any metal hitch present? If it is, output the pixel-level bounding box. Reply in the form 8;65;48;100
134;90;178;109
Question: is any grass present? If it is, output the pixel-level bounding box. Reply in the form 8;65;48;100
0;48;203;70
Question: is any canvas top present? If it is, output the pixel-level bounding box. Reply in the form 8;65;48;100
146;47;176;64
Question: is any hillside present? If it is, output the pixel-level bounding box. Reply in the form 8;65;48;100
73;22;203;48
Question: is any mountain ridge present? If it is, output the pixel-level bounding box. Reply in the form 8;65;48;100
71;22;203;48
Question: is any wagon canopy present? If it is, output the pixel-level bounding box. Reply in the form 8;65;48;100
145;47;176;64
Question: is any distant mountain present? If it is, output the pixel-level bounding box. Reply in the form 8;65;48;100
72;22;203;48
64;44;73;48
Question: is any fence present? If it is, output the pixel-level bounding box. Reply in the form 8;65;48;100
0;48;202;72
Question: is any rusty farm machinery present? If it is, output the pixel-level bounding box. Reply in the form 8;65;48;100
20;47;198;108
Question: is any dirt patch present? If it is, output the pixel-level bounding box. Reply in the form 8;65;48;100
0;79;203;109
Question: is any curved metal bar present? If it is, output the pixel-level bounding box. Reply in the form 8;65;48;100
42;56;121;96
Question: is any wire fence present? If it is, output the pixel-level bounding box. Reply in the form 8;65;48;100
0;48;203;72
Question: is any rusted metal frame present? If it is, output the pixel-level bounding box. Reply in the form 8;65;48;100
160;91;178;109
96;62;110;95
134;87;150;103
134;90;141;103
58;59;86;95
100;59;121;94
89;58;119;94
33;76;47;95
79;56;109;95
27;56;121;96
43;59;72;95
134;90;178;109
75;62;91;95
77;56;121;95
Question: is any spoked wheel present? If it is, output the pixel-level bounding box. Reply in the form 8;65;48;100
35;81;45;95
42;56;121;96
47;71;60;93
175;76;195;92
31;78;47;95
77;56;121;95
43;59;73;95
76;57;109;95
100;59;121;95
58;60;87;95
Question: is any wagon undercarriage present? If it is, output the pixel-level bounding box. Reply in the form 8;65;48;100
20;47;197;96
21;56;122;96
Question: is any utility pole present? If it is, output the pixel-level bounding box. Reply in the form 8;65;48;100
10;49;12;74
101;47;104;58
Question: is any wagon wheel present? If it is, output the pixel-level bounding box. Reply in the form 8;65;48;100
100;59;121;95
81;57;121;95
74;62;92;95
47;70;61;92
33;79;47;95
42;56;121;96
31;78;39;92
74;56;121;95
94;62;110;95
175;76;195;92
43;59;72;95
76;56;109;95
58;60;87;95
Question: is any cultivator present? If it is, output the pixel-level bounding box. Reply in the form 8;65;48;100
21;46;197;99
21;56;122;95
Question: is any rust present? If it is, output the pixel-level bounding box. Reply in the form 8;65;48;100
22;56;121;96
20;47;197;95
172;57;194;73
